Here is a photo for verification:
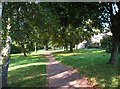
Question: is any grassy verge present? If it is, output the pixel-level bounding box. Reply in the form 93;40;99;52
53;48;120;87
8;53;47;87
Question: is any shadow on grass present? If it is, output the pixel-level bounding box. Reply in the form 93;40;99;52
54;48;119;87
8;65;46;87
10;54;46;67
8;54;47;87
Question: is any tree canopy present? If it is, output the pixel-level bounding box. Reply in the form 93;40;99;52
2;2;120;64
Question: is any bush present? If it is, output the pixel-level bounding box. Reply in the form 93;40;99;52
88;43;100;48
100;36;112;53
11;44;22;54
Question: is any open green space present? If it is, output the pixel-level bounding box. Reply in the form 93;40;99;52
53;48;120;87
8;53;47;87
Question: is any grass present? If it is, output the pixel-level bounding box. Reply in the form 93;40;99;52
8;53;47;87
53;48;120;87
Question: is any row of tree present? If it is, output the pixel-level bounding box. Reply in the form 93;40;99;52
2;3;101;54
2;2;120;64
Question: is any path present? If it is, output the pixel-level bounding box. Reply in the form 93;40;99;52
44;52;94;88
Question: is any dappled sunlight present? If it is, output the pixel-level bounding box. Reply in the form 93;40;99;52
31;49;64;55
111;77;118;87
60;76;96;88
22;75;38;81
57;49;106;57
8;72;47;87
47;61;95;87
8;47;48;87
11;53;23;57
90;77;97;86
8;62;47;71
49;69;78;80
58;53;81;56
10;54;47;67
54;48;119;87
47;61;60;65
62;75;119;87
21;73;46;81
45;53;97;87
68;78;94;87
92;50;105;53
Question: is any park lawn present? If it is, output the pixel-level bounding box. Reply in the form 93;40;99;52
53;48;120;87
8;53;48;87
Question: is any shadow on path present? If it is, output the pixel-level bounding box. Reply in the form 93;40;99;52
44;53;94;88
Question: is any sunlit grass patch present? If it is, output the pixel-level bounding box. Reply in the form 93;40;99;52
54;48;119;87
8;62;47;71
92;50;106;53
57;53;82;56
8;53;47;87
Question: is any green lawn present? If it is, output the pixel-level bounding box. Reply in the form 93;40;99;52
53;48;120;87
8;53;47;87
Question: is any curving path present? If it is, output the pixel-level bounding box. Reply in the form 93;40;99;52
44;52;94;89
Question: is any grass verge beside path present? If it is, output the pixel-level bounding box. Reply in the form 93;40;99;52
53;48;120;87
8;53;47;87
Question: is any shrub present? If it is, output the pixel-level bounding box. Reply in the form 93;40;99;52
100;35;112;53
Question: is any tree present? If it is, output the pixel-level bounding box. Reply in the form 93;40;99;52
3;2;33;56
1;15;12;88
3;2;60;54
47;3;101;52
100;2;120;64
31;3;59;50
108;2;120;64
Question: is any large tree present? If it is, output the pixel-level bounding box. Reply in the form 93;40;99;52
108;2;120;64
100;2;120;64
2;2;33;56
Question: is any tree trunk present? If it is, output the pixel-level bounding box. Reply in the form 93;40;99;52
2;35;12;88
44;39;48;50
65;43;68;51
107;40;119;64
23;50;27;57
108;3;120;64
70;42;73;52
45;45;48;50
2;57;10;87
35;42;37;54
21;44;27;57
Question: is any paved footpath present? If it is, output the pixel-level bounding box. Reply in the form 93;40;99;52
44;53;95;89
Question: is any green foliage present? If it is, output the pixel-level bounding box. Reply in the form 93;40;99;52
54;48;119;87
2;2;36;55
2;2;102;53
11;44;21;54
48;3;101;51
2;2;60;53
8;53;47;87
100;36;112;53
